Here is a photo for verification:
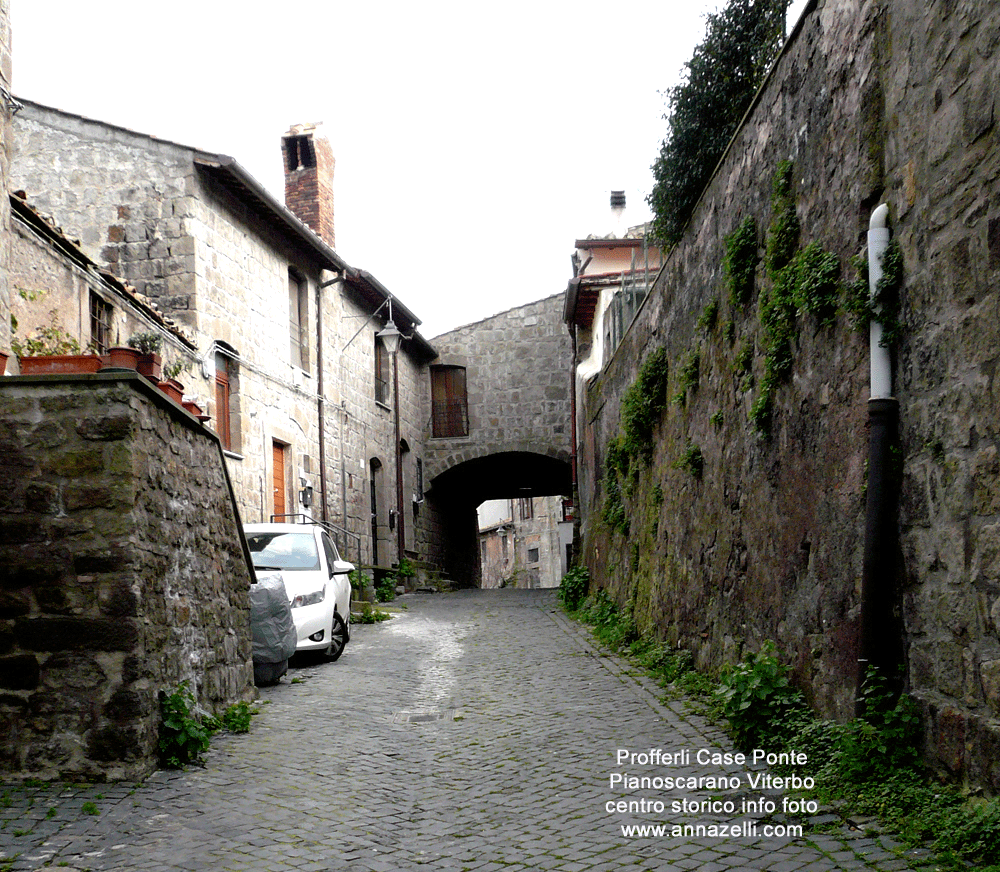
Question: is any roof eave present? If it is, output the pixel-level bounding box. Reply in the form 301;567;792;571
193;154;350;275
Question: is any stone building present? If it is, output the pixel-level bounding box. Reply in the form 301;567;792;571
424;296;574;584
8;192;194;368
10;104;437;571
478;496;572;589
565;215;662;381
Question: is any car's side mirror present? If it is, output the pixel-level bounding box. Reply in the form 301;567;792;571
331;559;354;577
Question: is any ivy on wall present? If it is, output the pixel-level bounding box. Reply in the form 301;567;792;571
601;159;905;535
602;347;670;534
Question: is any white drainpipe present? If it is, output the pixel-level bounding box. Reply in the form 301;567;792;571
868;203;892;399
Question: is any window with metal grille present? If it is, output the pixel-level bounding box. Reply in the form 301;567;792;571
374;336;390;405
527;548;539;564
89;293;113;354
430;365;469;437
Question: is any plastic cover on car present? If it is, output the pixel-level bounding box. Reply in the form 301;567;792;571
250;571;298;664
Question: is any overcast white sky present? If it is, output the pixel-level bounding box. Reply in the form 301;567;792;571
10;1;806;339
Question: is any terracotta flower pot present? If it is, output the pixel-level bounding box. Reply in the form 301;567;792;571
158;378;184;403
103;346;143;370
18;354;103;374
182;400;203;417
136;352;162;380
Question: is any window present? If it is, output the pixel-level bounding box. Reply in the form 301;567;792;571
517;497;534;521
527;547;539;564
430;365;469;437
214;348;240;453
89;293;113;354
288;270;310;372
374;336;390;405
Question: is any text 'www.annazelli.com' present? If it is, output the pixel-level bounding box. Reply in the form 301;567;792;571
620;821;804;839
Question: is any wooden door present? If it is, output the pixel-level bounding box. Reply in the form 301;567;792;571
272;441;286;519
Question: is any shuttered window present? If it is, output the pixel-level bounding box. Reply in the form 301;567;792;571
289;271;310;372
430;365;469;438
215;355;231;450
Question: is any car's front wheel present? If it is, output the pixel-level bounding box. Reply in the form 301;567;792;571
327;612;348;661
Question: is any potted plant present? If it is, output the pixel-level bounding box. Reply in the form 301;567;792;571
158;359;187;404
13;316;101;374
102;346;142;370
126;331;163;380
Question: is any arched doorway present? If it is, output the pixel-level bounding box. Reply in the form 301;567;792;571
369;458;383;566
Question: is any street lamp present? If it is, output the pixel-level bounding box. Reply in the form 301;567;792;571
375;318;401;354
376;310;405;568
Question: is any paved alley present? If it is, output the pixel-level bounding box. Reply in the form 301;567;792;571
1;590;933;871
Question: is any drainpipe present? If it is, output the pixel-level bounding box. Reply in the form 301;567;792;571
393;348;405;566
316;278;328;522
857;203;899;709
569;322;581;566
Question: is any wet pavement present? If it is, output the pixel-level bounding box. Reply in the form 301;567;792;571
1;589;935;871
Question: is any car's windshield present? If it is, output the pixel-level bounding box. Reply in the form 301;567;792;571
246;531;320;571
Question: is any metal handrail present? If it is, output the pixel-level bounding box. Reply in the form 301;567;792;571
269;513;363;564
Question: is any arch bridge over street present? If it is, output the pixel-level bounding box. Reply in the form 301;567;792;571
421;295;574;585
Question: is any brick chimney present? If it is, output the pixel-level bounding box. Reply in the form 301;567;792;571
281;123;335;249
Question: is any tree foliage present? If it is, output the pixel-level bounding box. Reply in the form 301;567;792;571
648;0;789;246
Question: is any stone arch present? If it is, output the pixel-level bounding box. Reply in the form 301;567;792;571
424;439;571;486
425;450;572;587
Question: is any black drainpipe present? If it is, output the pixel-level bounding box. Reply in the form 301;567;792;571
857;396;900;703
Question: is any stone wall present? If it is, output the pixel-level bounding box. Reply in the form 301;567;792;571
11;103;198;323
576;0;1000;789
0;373;254;781
0;0;11;352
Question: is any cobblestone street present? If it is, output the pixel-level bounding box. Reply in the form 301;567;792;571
2;590;934;871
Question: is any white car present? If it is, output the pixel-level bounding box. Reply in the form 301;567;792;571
243;523;354;660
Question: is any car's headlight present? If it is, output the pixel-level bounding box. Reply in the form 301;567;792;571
290;586;325;608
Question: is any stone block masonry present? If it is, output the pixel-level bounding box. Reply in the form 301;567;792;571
0;0;10;351
0;373;254;781
576;0;1000;790
426;294;573;482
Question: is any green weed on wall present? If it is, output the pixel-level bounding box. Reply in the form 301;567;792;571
602;347;670;535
